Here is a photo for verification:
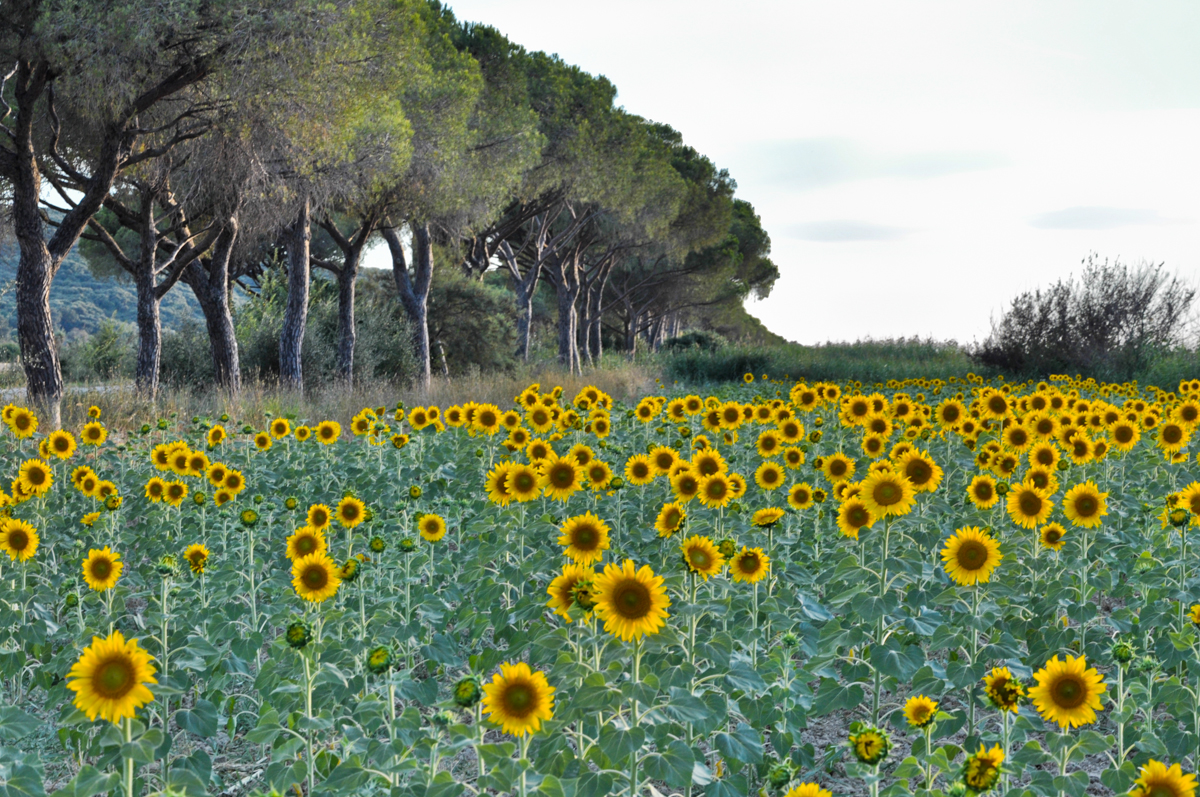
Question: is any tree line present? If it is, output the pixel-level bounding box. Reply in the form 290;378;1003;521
0;0;778;418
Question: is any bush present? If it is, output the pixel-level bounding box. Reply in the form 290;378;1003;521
663;329;728;352
60;319;134;382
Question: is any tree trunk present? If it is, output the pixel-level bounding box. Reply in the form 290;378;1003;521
382;223;433;389
585;282;603;363
555;281;580;374
336;256;358;385
134;262;162;399
499;241;539;362
187;221;241;394
280;197;310;391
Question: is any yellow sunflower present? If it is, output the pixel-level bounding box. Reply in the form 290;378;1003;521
315;420;341;445
859;471;916;518
7;407;36;439
1039;522;1067;551
655;502;686;537
0;518;38;562
47;429;76;460
822;452;855;483
481;662;555;737
903;694;937;728
837;498;876;540
270;418;291;439
291;553;342;603
671;470;702;503
66;630;156;724
754;461;785;491
896;449;942;493
729;546;770;584
546;563;594;623
82;547;123;591
783;784;832;797
164;481;187;508
963;744;1004;792
540;455;584;501
1062;481;1108;528
967;474;1000;509
206;425;226;447
788;482;815;510
680;535;724;580
335;495;366;528
696;472;734;509
286;526;327;561
941;526;1002;586
1006;483;1053;529
418;513;447;542
558;512;610;566
1131;761;1198;797
306;503;332;531
183;543;210;574
18;458;52;496
984;667;1024;713
1029;654;1106;729
751;507;786;527
507;463;542;502
593;559;671;641
222;469;246;494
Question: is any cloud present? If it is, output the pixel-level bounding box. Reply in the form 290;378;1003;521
1029;206;1173;230
744;138;1010;190
786;220;910;242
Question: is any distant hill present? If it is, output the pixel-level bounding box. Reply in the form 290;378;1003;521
0;243;204;339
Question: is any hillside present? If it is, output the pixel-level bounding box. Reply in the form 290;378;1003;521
0;244;204;340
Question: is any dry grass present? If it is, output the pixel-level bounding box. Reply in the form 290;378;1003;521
51;361;660;432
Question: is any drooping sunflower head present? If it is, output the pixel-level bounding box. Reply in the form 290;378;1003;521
557;512;611;566
848;726;890;766
82;547;123;591
752;507;786;527
983;667;1024;713
962;744;1005;792
66;630;157;724
291;553;342;603
1029;654;1106;729
903;694;938;728
941;526;1002;586
183;543;209;575
481;661;555;737
593;559;671;641
680;535;724;580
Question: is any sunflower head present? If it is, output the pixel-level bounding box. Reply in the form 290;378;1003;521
366;645;393;675
941;526;1002;586
680;535;724;580
66;630;157;724
1130;760;1199;797
1029;654;1106;729
285;620;312;649
983;667;1024;713
291;553;342;603
481;661;556;737
903;694;938;729
729;546;770;584
593;559;671;641
962;744;1005;793
848;725;890;766
453;675;484;708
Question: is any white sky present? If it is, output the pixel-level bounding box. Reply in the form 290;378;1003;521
436;0;1200;346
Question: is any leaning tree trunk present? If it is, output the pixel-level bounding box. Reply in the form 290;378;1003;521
280;197;311;392
134;265;162;399
335;254;359;385
187;222;241;394
555;282;580;374
15;245;62;424
384;223;434;389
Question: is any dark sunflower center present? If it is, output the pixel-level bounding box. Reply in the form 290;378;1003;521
1045;529;1062;543
706;480;727;499
551;467;574;487
93;658;134;698
975;484;993;501
633;464;649;478
573;526;598;550
54;438;68;451
957;540;988;570
91;559;112;579
342;505;360;520
502;683;534;716
738;553;761;574
1075;496;1098;517
664;510;681;526
1052;675;1086;708
28;469;46;486
9;530;28;550
304;566;328;589
1019;493;1042;516
1148;786;1180;797
763;470;778;484
907;463;931;484
613;582;651;619
1165;427;1183;444
874;482;901;505
298;537;317;555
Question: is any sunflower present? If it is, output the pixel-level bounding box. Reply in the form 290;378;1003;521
859;471;916;518
186;451;210;476
253;432;272;451
213;489;234;507
335;495;366;528
18;459;52;496
7;407;36;439
222;469;246;495
558;512;610;566
671;470;702;503
903;694;937;728
962;744;1004;792
1029;654;1106;729
481;661;555;737
205;462;228;488
782;785;831;797
692;449;727;477
1006;483;1053;529
0;518;38;562
144;477;167;503
680;535;724;580
848;726;890;765
484;463;514;506
752;507;786;527
1039;522;1067;551
183;543;209;574
66;631;156;724
655;502;686;537
80;511;101;528
941;526;1002;586
729;546;770;583
697;472;734;509
822;453;855;483
315;421;341;445
983;667;1024;713
967;474;1000;509
47;429;76;459
837;499;876;540
754;461;785;491
593;559;671;641
507;463;541;502
286;526;327;561
896;449;942;493
1131;761;1198;797
1109;420;1141;452
164;481;187;508
546;564;595;623
291;553;342;603
624;454;655;486
1062;481;1108;528
788;482;815;510
307;503;332;531
418;513;447;542
82;547;123;591
540;456;584;502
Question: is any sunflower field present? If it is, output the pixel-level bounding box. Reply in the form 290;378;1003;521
4;374;1200;797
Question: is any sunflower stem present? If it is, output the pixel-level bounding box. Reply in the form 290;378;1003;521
123;716;134;797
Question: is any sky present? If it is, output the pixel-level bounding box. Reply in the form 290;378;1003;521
437;0;1200;346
